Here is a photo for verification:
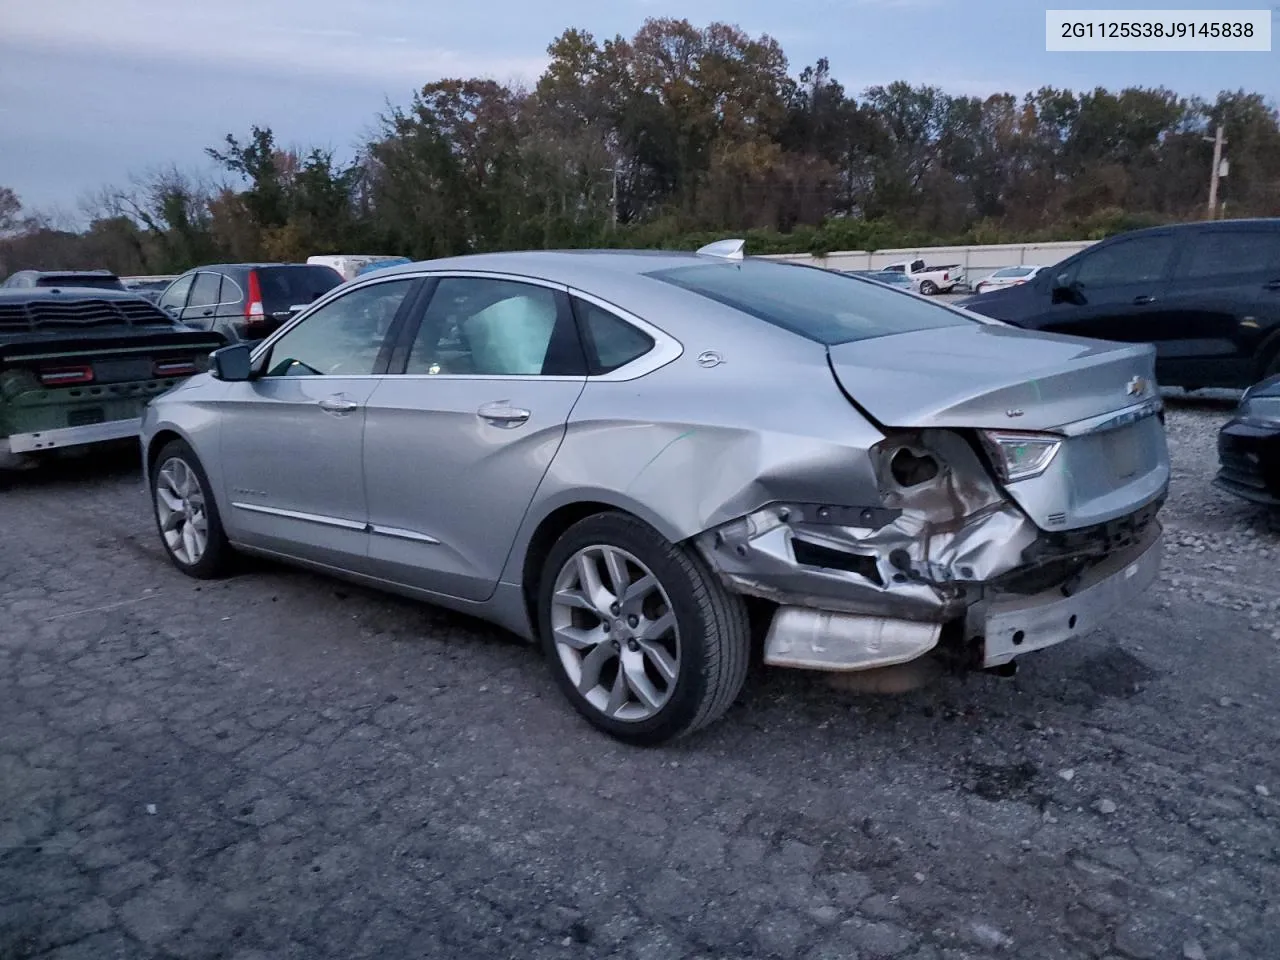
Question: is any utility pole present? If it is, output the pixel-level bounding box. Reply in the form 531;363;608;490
1205;125;1227;220
608;164;618;229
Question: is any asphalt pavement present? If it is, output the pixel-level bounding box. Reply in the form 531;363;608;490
2;399;1278;960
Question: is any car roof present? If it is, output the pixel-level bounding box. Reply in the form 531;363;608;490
1111;217;1280;240
0;286;150;304
15;269;119;278
372;249;769;288
182;263;328;272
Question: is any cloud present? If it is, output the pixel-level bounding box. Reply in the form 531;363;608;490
4;0;550;87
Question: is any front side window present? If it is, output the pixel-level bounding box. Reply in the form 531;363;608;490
405;277;581;376
648;261;972;346
159;274;194;311
263;279;414;377
1069;235;1175;288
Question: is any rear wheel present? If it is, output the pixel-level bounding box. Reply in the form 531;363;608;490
150;439;232;578
538;512;750;745
919;280;939;296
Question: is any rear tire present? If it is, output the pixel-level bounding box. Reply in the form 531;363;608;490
150;439;232;579
538;512;750;745
919;280;938;296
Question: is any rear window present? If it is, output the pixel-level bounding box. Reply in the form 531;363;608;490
647;261;973;346
255;266;343;312
992;267;1033;278
34;275;124;290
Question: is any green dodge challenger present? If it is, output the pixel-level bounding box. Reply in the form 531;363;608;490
0;286;225;470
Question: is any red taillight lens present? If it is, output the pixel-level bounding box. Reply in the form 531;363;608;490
39;365;94;386
245;270;265;330
942;271;950;281
154;359;198;377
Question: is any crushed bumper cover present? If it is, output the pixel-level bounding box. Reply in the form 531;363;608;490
694;428;1165;672
972;522;1162;668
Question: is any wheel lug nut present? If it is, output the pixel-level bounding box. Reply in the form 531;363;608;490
627;615;639;628
601;621;610;632
627;639;639;652
610;603;620;615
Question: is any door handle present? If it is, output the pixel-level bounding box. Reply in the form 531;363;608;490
477;400;531;426
1132;295;1156;306
318;396;359;414
1264;279;1280;291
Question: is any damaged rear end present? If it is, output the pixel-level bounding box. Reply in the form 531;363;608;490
694;323;1168;675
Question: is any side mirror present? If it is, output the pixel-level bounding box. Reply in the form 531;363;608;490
210;343;254;381
1051;277;1080;305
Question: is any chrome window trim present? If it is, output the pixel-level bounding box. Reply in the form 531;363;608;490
248;268;683;384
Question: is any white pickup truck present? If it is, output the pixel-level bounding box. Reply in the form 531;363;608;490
880;258;967;295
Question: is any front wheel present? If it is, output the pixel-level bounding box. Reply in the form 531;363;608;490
538;512;750;745
150;438;232;579
918;280;938;295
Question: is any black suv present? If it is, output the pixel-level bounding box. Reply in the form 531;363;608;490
157;263;343;342
960;218;1280;390
2;270;126;291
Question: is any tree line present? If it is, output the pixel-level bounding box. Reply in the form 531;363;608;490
3;17;1279;277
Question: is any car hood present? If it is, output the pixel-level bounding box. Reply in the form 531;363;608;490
1244;373;1280;400
826;324;1158;432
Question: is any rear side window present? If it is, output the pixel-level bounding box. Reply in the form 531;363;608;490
1180;230;1280;280
573;299;654;373
256;266;342;314
218;273;243;305
647;261;972;346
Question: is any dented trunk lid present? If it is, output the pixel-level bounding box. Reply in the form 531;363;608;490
827;324;1170;531
825;324;1158;432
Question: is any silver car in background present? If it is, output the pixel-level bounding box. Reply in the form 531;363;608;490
140;240;1170;744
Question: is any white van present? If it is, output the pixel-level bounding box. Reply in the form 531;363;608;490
306;255;402;282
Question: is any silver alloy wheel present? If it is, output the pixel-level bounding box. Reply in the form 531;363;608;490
550;544;682;722
155;456;209;566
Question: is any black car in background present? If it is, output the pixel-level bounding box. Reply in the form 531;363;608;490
157;263;343;342
2;270;127;291
1216;374;1280;506
960;218;1280;390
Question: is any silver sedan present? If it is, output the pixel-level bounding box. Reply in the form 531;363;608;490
141;241;1170;744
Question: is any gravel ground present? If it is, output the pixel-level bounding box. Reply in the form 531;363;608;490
2;398;1278;960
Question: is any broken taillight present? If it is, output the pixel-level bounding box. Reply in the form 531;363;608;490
39;365;94;386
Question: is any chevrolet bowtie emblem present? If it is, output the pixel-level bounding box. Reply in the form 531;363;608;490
1126;376;1148;397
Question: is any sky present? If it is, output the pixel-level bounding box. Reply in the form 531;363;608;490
1;0;1277;216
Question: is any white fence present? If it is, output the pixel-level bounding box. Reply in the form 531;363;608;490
760;239;1097;282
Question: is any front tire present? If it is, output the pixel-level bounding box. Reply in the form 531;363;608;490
538;512;750;745
150;438;232;579
918;280;938;295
